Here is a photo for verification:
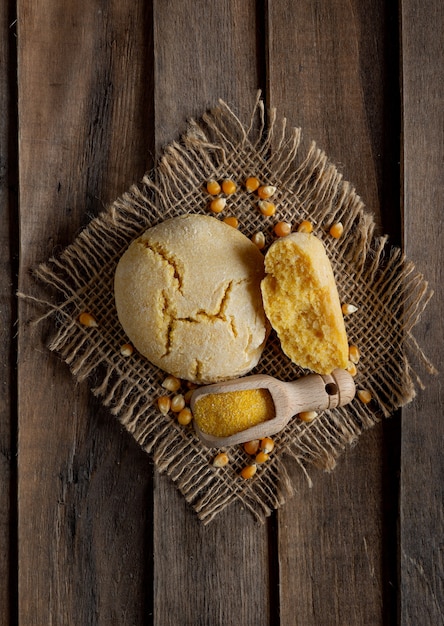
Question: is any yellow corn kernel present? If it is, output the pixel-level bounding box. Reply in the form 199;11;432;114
251;231;266;249
206;179;221;195
274;221;292;237
212;452;229;467
209;197;226;213
342;303;358;315
223;216;239;228
240;464;257;479
329;221;344;238
357;389;372;404
255;451;270;464
243;439;260;455
260;437;275;454
177;407;193;426
183;388;194;405
299;410;318;423
297;220;313;233
245;176;261;192
157;396;171;415
170;394;186;412
162;375;181;392
345;360;358;377
258;200;276;217
120;343;133;357
78;312;98;327
185;383;198;403
221;179;237;195
349;344;361;364
257;185;277;199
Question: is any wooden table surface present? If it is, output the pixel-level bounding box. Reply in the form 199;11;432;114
2;1;443;624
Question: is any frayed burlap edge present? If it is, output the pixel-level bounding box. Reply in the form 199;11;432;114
21;93;437;523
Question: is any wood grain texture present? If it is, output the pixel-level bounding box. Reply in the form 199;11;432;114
151;1;271;623
11;0;443;623
267;0;385;218
267;1;398;623
400;0;444;623
1;2;17;623
17;1;154;623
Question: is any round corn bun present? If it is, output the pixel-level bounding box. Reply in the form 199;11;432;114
114;214;269;383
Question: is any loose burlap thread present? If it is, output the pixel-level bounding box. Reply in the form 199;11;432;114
26;95;436;523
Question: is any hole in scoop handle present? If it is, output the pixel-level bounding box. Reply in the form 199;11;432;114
325;382;338;396
286;368;356;414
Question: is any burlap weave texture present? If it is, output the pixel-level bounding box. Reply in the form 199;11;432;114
29;95;435;523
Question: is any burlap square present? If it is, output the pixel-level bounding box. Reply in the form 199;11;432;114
26;95;436;523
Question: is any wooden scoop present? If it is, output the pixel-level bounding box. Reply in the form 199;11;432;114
191;369;356;447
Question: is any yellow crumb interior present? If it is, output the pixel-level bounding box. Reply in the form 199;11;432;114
262;238;348;374
193;388;275;437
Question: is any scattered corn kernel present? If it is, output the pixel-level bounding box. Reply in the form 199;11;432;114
349;344;361;364
345;360;358;377
162;375;181;392
223;215;239;228
221;179;237;195
297;220;313;233
157;396;171;415
209;197;227;213
299;410;318;423
206;179;221;195
170;394;186;412
120;343;133;357
212;452;229;468
240;464;257;479
184;388;194;404
257;185;276;199
255;451;270;464
245;176;261;192
329;221;344;238
78;312;98;327
258;200;276;216
260;437;275;454
357;389;372;404
251;231;266;249
177;407;193;426
342;303;358;315
243;439;260;455
274;221;292;237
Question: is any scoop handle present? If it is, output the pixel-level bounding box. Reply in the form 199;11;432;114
284;369;356;414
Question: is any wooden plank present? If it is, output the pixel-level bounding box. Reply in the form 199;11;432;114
17;1;155;623
267;1;398;623
1;2;18;623
18;0;443;623
400;0;444;623
151;1;272;623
